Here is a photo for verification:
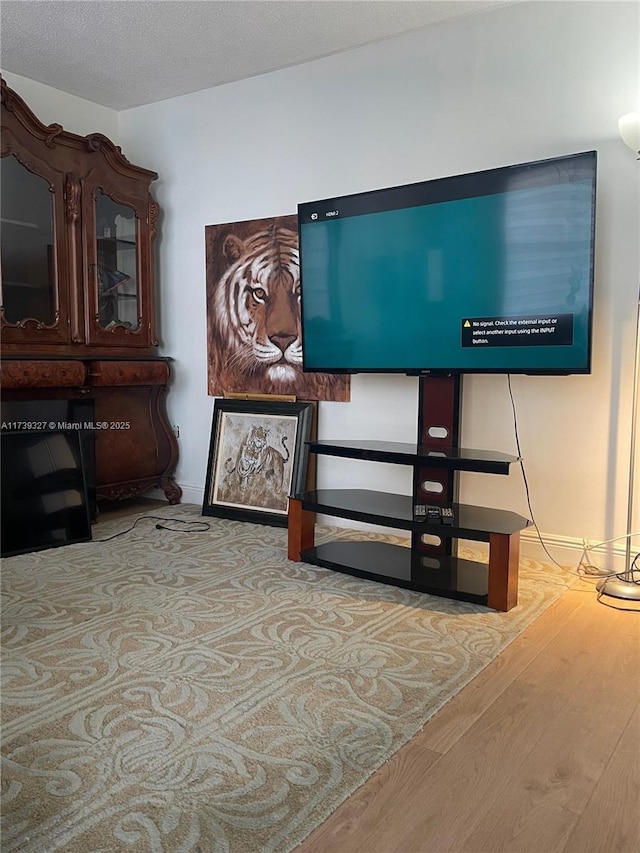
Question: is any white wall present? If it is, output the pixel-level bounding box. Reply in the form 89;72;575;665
5;1;639;567
1;70;119;139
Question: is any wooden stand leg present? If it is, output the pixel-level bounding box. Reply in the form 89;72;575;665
488;531;520;611
288;498;315;561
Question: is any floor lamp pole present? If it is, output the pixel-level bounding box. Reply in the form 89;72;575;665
597;293;640;600
595;111;640;600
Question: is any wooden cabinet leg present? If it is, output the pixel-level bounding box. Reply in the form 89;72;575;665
288;498;315;561
161;476;183;505
488;531;520;611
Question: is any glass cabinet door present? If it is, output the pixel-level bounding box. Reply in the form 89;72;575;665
95;190;140;332
0;153;71;344
84;182;153;348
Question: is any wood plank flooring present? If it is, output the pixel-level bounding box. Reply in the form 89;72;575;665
295;583;640;853
95;502;639;852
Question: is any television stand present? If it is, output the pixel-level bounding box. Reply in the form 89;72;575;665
287;376;530;611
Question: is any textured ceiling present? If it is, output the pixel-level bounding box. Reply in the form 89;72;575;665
1;0;514;110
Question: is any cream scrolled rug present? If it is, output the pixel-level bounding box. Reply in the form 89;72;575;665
1;504;573;853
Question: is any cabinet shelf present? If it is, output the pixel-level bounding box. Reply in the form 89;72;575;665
1;217;39;229
3;281;48;290
97;237;136;247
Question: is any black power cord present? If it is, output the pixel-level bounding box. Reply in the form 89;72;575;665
507;375;567;570
508;378;640;583
95;515;210;543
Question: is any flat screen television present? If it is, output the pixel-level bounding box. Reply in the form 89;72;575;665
298;151;597;375
1;398;97;519
1;430;92;558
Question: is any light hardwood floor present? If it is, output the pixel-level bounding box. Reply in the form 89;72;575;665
97;502;640;852
296;580;640;853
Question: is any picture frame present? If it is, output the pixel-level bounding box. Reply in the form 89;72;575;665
202;398;314;527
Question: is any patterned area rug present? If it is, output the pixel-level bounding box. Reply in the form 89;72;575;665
1;504;573;852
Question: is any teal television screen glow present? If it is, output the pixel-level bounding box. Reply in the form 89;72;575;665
298;151;596;375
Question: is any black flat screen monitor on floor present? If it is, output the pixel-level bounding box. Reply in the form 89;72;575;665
298;151;597;375
1;430;92;557
0;398;96;519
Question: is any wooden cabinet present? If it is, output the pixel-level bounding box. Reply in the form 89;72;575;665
0;78;181;504
1;78;158;355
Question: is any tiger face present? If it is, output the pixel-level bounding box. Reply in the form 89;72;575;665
212;226;302;388
243;425;269;461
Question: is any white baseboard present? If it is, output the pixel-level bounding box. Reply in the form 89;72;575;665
174;484;205;506
520;529;634;575
144;484;204;506
519;529;583;567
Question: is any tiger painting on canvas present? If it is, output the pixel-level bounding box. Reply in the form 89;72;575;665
205;215;350;401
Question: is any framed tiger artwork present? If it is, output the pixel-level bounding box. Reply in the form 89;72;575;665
205;215;350;401
202;397;314;527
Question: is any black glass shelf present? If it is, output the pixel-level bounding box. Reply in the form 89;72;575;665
290;428;526;609
302;540;489;605
97;237;136;246
296;488;530;541
307;439;520;474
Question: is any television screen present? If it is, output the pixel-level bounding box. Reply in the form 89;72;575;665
298;151;597;375
1;430;92;557
1;399;97;519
